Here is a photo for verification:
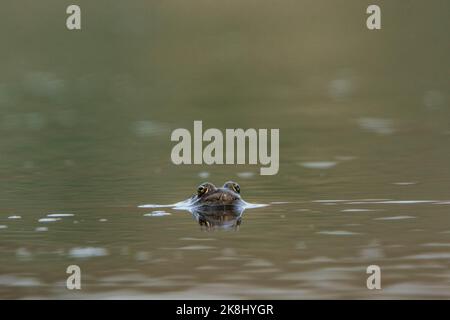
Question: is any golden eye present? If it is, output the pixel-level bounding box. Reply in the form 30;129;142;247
197;185;208;196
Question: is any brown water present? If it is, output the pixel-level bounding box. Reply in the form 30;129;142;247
0;0;449;299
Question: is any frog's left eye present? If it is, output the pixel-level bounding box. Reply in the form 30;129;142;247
197;185;208;196
232;183;240;194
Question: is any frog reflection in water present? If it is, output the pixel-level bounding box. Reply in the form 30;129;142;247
187;181;246;230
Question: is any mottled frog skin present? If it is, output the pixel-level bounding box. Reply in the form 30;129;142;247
187;181;245;207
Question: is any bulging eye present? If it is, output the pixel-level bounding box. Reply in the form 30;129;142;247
233;183;240;194
197;185;208;196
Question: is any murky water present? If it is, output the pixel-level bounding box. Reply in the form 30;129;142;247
0;1;449;299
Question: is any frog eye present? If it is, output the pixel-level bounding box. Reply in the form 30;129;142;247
197;185;208;196
232;183;240;194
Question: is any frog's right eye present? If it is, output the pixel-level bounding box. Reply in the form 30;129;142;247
197;185;208;196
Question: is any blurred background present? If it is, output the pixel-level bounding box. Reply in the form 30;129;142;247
0;0;449;299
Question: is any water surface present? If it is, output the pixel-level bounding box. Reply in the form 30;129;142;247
0;0;449;299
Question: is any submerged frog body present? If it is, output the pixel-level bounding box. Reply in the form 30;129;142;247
193;205;243;231
188;181;246;208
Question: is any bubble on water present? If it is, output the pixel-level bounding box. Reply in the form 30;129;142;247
144;211;171;217
35;227;48;232
38;218;61;223
8;215;21;219
69;247;108;258
357;117;395;135
300;161;337;169
198;171;210;179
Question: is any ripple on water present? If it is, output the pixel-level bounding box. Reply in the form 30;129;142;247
177;245;215;250
138;203;179;208
243;259;274;267
237;171;255;178
144;211;171;217
400;253;450;260
357;117;395;135
47;213;74;217
372;200;435;204
198;171;210;179
374;216;416;221
179;237;216;241
68;247;109;258
420;243;450;248
0;275;42;287
317;230;362;236
393;182;417;185
300;161;337;169
16;248;32;260
8;215;21;219
38;218;61;223
0;225;7;229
